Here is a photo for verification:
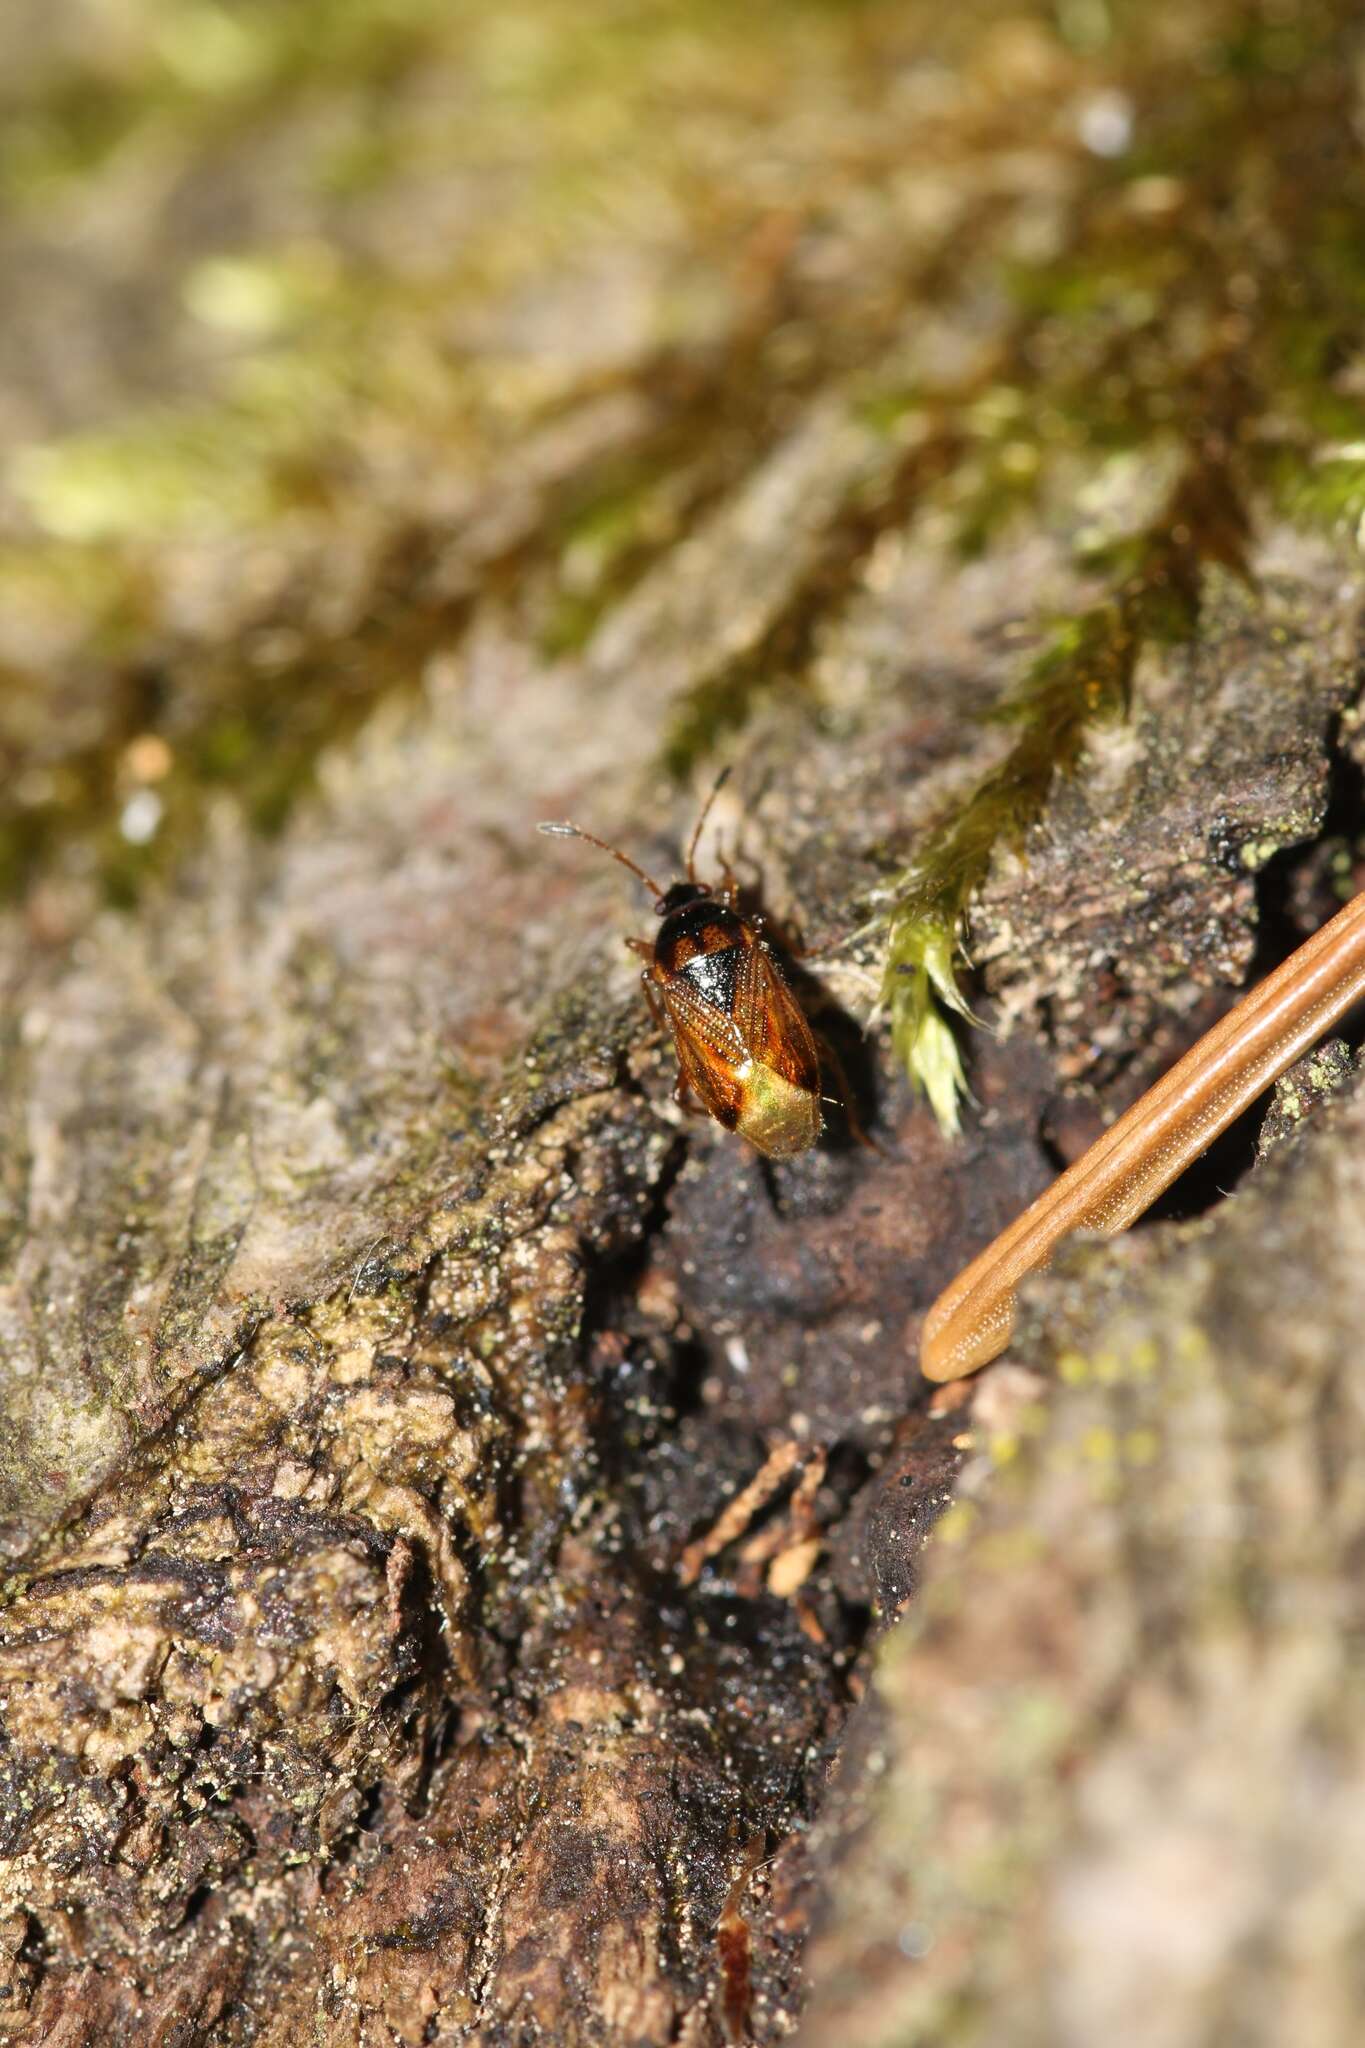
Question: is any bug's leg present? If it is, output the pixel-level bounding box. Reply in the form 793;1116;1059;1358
629;942;671;1043
664;1045;709;1121
640;973;665;1026
668;1053;709;1120
664;1066;711;1121
762;906;846;960
799;931;851;961
817;1031;884;1154
782;910;851;959
636;968;670;1047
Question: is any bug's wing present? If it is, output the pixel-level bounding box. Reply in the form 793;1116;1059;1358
733;942;821;1093
660;978;747;1130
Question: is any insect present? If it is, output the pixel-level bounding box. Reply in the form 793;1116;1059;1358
921;885;1365;1381
538;775;823;1159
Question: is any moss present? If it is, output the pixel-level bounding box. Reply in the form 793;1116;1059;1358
874;0;1365;1125
884;445;1248;1123
1265;449;1365;539
662;668;818;783
538;459;698;660
5;0;1365;1052
0;0;455;209
0;587;453;903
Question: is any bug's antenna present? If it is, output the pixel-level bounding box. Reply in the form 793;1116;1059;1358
537;820;667;902
685;765;733;882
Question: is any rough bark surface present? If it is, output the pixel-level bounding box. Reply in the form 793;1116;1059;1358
800;1056;1365;2048
1;3;1364;2044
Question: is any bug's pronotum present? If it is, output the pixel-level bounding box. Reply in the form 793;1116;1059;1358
920;887;1365;1381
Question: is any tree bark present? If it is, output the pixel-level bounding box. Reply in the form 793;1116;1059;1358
2;4;1364;2043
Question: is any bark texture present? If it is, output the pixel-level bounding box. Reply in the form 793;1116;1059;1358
1;2;1364;2044
800;1055;1365;2048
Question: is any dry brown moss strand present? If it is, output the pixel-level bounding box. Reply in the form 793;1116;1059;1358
921;887;1365;1380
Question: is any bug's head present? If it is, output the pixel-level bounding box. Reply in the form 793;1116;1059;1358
657;879;707;919
537;765;734;912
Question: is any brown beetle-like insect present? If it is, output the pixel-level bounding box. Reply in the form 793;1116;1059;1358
538;776;822;1159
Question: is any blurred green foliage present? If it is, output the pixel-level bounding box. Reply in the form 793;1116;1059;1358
1;0;1363;1129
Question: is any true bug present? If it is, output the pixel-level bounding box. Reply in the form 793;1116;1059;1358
538;775;823;1158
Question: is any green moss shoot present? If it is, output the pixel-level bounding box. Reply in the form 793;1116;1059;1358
884;458;1248;1131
